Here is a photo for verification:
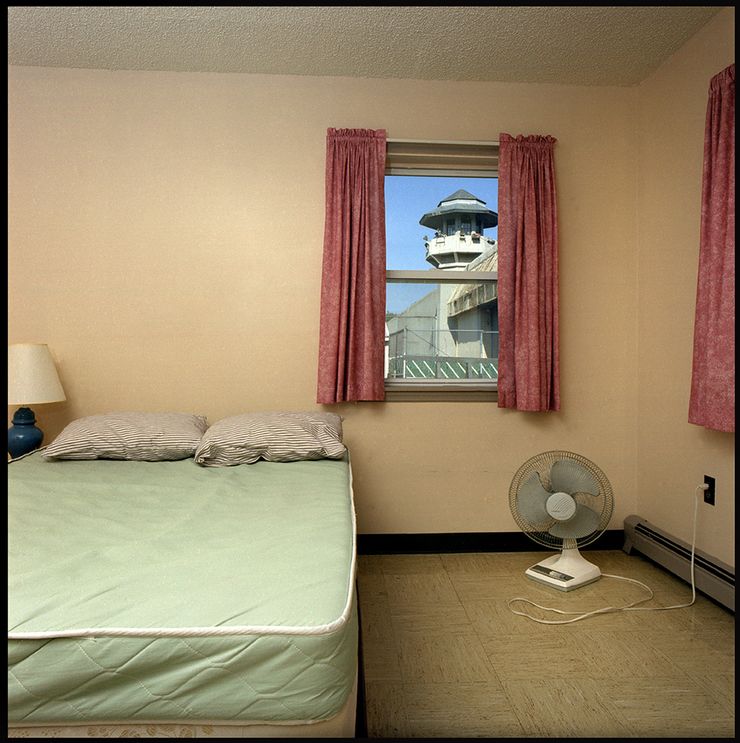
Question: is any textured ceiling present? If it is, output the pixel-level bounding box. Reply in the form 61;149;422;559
7;6;725;86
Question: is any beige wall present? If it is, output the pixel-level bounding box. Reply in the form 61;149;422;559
636;7;735;566
7;12;732;568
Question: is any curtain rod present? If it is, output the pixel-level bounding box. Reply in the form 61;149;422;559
387;138;499;146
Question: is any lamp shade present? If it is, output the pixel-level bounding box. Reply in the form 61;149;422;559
8;344;66;406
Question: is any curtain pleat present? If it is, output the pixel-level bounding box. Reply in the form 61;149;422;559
688;64;735;433
497;134;560;412
317;128;387;403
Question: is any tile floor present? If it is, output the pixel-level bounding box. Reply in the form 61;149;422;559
357;550;735;738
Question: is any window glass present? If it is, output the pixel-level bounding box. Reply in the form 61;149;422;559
385;174;499;385
386;282;499;380
386;176;498;270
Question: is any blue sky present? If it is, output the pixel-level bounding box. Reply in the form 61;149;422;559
385;175;498;313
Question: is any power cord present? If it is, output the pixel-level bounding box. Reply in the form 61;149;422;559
507;484;703;624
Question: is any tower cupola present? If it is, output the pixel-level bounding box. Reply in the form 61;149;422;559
420;190;498;270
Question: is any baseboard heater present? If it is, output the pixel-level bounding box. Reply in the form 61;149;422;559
623;515;734;612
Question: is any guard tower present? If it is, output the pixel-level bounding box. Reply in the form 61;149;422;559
419;189;498;270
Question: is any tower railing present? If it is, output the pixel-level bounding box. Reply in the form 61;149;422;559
386;328;499;380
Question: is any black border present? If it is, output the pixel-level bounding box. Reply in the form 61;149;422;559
357;529;625;555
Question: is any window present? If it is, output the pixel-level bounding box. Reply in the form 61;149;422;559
385;140;499;397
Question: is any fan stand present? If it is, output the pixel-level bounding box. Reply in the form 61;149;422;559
525;545;601;591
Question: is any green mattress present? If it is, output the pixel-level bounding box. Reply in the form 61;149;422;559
8;452;357;725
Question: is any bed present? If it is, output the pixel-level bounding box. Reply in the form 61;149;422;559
8;442;358;738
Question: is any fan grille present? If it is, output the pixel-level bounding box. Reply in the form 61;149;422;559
509;450;614;549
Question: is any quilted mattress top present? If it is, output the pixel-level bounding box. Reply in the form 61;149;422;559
8;452;355;639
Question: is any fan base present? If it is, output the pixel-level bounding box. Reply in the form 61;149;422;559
525;553;601;592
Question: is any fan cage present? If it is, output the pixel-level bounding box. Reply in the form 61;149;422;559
508;450;614;550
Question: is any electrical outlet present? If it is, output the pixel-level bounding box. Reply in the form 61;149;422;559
704;475;716;505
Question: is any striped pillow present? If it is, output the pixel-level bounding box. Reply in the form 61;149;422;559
194;411;346;467
43;412;209;461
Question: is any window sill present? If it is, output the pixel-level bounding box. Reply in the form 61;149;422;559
384;382;498;402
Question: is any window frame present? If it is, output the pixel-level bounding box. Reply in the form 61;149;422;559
384;139;500;400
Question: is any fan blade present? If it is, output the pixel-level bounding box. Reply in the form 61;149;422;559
550;459;600;496
517;472;555;527
548;504;600;538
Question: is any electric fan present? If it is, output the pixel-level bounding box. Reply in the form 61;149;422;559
508;451;614;591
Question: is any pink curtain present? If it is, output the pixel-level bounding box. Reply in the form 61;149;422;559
497;134;560;411
688;64;735;433
317;128;387;403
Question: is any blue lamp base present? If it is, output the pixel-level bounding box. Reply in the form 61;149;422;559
8;407;44;459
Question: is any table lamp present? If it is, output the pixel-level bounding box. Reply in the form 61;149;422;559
8;343;66;459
